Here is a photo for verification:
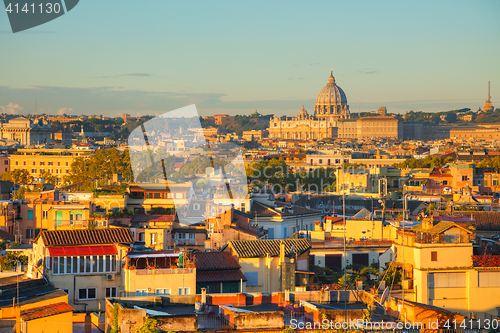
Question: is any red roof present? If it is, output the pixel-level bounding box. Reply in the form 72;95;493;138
21;302;73;321
194;252;240;271
37;228;133;246
48;245;117;257
197;270;247;283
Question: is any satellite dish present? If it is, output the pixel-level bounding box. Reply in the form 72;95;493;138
380;286;390;305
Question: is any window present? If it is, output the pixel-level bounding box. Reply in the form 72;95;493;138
145;193;154;199
42;211;48;220
154;193;161;199
105;287;117;298
4;160;8;165
245;272;259;286
151;233;157;245
443;180;448;185
78;288;97;300
70;211;83;224
193;204;200;211
61;289;70;301
26;229;33;239
178;288;190;295
189;233;195;239
155;288;171;295
431;251;438;261
27;210;34;221
15;161;18;166
48;162;53;166
58;162;61;166
23;161;26;166
66;257;73;274
85;256;91;273
494;180;499;186
66;162;69;166
40;161;44;166
136;289;148;296
175;193;183;199
32;169;36;173
462;175;468;181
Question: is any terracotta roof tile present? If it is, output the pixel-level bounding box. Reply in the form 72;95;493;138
37;228;133;246
194;252;240;271
227;239;311;258
197;269;247;283
21;302;73;321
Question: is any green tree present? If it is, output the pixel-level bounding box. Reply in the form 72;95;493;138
64;148;133;189
444;112;457;123
2;169;32;185
38;170;58;185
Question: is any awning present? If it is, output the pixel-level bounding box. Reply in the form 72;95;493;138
48;245;117;257
128;253;179;259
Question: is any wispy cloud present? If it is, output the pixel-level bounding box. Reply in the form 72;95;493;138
92;73;152;79
358;68;379;75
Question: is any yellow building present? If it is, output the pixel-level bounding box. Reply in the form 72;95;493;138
393;218;500;320
92;194;127;213
124;250;196;296
338;115;403;140
9;148;94;184
29;228;134;312
223;239;311;293
20;302;73;333
20;198;94;241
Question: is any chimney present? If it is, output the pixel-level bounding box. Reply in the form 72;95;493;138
280;241;285;266
201;288;207;305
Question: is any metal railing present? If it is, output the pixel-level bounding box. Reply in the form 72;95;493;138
134;268;194;275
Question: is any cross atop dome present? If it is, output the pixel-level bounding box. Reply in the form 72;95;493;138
328;70;335;84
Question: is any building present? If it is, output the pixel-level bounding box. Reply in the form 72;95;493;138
241;130;268;141
222;239;311;292
268;72;350;140
450;127;500;141
251;201;323;239
29;228;134;312
193;252;247;293
338;116;403;140
9;148;94;184
123;249;196;297
212;114;233;125
19;191;95;241
0;278;73;332
127;182;194;214
392;217;500;320
0;117;52;146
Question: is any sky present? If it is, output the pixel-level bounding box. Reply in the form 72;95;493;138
0;0;499;118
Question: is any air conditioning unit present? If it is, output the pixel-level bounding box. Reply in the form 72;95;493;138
106;274;115;281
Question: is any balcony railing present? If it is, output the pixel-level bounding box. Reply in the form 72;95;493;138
175;239;203;246
400;232;470;244
54;220;107;228
134;268;194;275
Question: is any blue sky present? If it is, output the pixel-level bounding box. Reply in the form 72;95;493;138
1;0;499;117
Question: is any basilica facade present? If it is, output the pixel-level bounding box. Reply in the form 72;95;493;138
0;117;52;146
268;71;350;140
